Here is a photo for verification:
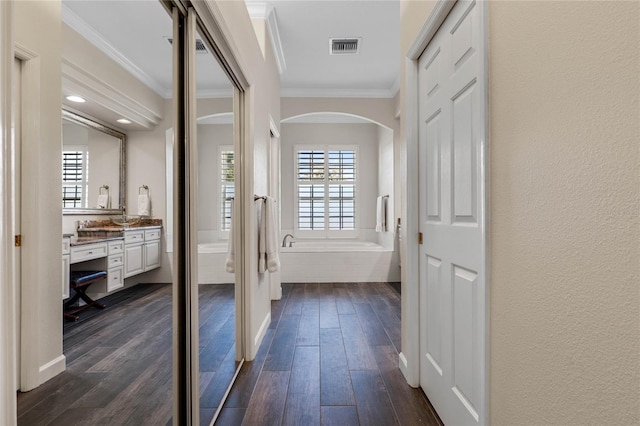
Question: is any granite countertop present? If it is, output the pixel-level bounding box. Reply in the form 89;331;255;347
75;218;163;239
78;225;162;232
70;235;124;246
77;218;163;230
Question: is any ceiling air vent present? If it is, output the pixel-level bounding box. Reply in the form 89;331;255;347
329;38;360;55
166;37;208;54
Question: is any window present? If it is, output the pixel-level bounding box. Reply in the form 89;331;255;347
220;146;234;232
62;146;88;208
296;146;357;237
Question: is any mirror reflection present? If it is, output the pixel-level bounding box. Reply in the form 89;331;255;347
62;110;125;214
194;26;239;424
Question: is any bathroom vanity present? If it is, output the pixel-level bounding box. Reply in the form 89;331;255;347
62;219;162;301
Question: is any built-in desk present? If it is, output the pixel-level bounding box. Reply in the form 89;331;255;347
64;236;124;300
62;225;162;301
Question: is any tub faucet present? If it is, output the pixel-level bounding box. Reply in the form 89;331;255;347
282;234;294;248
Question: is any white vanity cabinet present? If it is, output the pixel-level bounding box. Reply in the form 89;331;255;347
124;227;161;278
107;240;125;291
143;229;161;270
124;230;145;278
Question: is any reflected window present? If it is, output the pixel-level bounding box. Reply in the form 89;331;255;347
62;146;89;208
220;146;234;231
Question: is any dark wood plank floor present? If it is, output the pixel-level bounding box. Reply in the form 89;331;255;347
220;283;442;426
17;283;237;426
17;282;441;426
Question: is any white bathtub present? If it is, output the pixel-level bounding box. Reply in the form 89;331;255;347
198;242;233;284
281;240;399;283
197;240;400;284
281;240;384;253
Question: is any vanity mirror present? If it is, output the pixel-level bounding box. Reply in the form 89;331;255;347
62;110;126;214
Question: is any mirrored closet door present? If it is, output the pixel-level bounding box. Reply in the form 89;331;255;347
193;24;241;425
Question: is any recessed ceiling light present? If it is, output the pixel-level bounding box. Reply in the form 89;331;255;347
117;118;132;124
65;95;86;103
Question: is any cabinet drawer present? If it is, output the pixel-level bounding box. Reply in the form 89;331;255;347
145;229;161;241
108;240;124;255
62;238;70;255
125;230;145;244
70;243;107;263
108;254;124;269
107;267;124;292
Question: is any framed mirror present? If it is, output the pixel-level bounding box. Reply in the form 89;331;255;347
62;109;126;215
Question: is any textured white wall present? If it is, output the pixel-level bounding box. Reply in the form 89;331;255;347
488;2;639;424
400;0;640;424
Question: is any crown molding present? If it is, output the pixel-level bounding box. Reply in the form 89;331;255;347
62;58;162;129
62;4;170;98
265;8;287;75
246;2;286;75
245;2;269;19
390;75;400;98
281;87;397;99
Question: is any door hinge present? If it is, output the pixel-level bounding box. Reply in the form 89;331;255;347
15;235;22;247
418;232;423;245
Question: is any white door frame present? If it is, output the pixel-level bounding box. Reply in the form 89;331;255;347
268;115;282;300
402;0;490;423
0;1;17;424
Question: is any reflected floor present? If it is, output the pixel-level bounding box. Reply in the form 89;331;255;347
17;283;236;426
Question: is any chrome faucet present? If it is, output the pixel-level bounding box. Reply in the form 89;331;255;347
282;234;294;248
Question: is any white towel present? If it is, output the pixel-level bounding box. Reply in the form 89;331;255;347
225;200;235;273
96;194;110;209
265;196;280;272
376;196;387;232
138;194;151;216
258;200;267;273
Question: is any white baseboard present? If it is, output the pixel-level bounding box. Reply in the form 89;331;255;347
251;312;271;360
38;354;66;384
399;352;417;387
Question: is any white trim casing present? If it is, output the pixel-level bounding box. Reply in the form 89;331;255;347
401;54;421;388
0;1;17;424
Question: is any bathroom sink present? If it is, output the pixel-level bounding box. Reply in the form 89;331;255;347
110;215;141;227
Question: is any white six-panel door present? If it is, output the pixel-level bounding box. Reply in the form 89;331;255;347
418;1;487;424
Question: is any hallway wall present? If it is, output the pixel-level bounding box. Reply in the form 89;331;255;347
15;0;64;390
400;1;639;424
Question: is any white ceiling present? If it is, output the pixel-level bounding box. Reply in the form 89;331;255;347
61;0;400;127
265;0;400;97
